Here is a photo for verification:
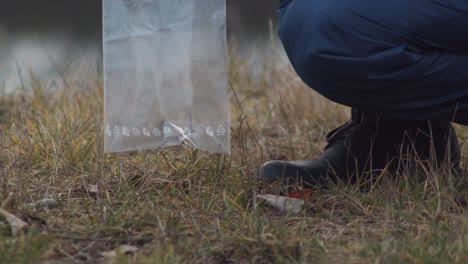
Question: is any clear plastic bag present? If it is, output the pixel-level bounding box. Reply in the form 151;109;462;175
103;0;229;153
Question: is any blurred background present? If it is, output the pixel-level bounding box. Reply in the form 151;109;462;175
0;0;280;93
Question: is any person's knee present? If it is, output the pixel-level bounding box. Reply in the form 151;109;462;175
279;3;378;104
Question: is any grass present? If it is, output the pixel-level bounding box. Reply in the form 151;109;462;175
0;54;467;263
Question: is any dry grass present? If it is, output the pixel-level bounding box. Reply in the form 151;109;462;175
0;54;467;263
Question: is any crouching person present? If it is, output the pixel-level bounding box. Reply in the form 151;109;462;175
259;0;468;186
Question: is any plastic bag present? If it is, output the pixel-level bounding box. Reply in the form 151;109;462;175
103;0;229;153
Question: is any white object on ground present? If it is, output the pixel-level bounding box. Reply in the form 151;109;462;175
0;208;28;236
100;245;139;258
257;194;305;214
23;198;59;209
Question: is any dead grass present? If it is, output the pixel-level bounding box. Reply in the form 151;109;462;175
0;54;467;263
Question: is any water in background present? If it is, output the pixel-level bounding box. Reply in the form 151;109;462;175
0;0;282;94
0;31;101;93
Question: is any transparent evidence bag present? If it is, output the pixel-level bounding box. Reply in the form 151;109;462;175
103;0;229;153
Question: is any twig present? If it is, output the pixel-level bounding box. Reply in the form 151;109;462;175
278;89;295;159
55;235;156;243
1;192;14;208
229;79;264;162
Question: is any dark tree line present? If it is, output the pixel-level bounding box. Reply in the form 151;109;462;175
0;0;277;40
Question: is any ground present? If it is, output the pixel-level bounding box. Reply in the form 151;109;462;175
0;54;467;263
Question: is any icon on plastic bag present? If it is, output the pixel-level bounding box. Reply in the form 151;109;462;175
132;127;140;137
113;126;121;137
152;128;162;137
143;128;151;137
217;125;226;136
206;126;214;137
106;126;112;137
195;126;203;136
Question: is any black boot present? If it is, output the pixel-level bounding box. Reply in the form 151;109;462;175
258;109;461;187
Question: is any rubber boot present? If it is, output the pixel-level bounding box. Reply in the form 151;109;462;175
258;109;461;187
